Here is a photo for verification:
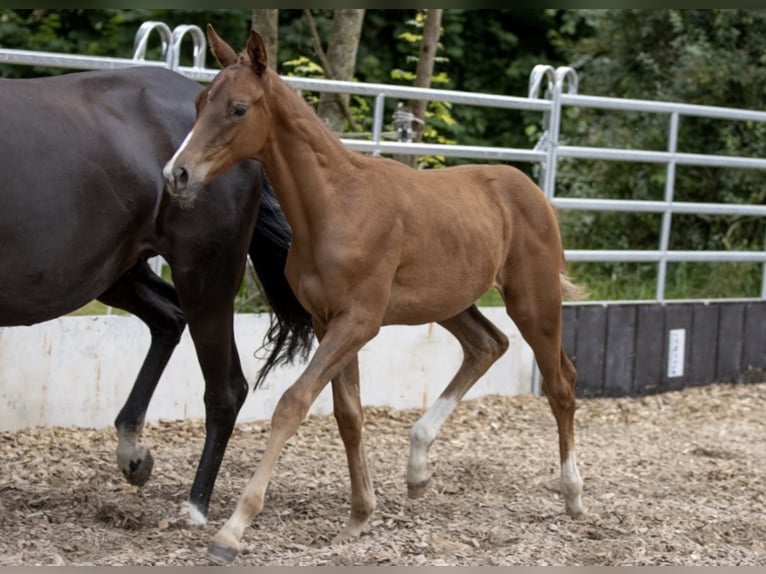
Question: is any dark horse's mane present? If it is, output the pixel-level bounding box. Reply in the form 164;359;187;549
251;177;314;387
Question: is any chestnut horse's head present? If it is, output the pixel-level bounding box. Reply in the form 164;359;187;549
164;24;272;201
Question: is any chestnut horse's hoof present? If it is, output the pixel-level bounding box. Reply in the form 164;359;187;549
207;542;239;566
121;449;154;487
407;479;430;499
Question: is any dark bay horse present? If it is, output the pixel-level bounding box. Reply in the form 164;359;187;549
0;66;313;525
164;26;585;564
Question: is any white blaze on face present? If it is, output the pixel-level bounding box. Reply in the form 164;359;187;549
162;129;195;183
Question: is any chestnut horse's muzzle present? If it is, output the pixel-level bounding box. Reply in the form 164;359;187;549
163;163;189;196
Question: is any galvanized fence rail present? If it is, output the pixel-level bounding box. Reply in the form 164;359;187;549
2;20;765;301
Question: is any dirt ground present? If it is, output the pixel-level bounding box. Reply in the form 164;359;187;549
1;381;764;566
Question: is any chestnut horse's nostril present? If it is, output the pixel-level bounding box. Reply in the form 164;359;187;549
174;166;189;191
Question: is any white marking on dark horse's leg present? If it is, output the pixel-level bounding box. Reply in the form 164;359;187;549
179;501;208;526
115;427;154;487
407;395;459;496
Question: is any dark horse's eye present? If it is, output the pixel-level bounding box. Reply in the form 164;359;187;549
230;104;247;118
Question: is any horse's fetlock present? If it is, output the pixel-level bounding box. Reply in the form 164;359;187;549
409;423;435;450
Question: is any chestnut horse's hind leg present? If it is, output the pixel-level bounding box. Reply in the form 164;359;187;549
501;273;584;517
100;260;185;489
208;312;378;565
331;354;376;542
407;305;509;498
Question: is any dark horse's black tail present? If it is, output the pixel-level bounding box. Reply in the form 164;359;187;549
249;176;314;388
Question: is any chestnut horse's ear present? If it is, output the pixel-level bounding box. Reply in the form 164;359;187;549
207;24;238;68
246;29;269;77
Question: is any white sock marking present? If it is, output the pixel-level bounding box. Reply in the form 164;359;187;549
408;395;459;485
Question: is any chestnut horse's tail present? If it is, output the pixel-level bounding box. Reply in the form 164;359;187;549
560;269;587;302
249;175;314;388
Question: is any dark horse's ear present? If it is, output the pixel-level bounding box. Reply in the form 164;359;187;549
246;30;269;77
207;24;238;68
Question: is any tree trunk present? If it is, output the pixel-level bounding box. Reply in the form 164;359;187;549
410;9;443;144
251;9;278;71
309;9;365;133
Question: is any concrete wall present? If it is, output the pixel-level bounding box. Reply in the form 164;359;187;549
0;308;534;432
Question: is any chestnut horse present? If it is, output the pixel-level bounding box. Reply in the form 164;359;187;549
164;26;585;564
0;66;313;525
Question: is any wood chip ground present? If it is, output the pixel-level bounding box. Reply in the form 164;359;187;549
1;382;764;566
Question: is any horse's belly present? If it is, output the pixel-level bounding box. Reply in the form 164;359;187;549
383;267;493;326
0;271;109;326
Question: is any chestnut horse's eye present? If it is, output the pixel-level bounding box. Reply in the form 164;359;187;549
230;104;247;118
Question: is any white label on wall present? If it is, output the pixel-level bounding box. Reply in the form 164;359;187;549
667;328;686;378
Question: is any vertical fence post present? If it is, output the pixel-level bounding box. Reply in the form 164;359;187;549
371;93;386;157
528;65;555;196
656;111;680;302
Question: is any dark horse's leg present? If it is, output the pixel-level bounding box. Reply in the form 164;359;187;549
98;259;186;487
170;178;314;525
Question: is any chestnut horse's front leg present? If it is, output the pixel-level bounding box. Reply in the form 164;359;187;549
330;354;376;542
207;311;379;565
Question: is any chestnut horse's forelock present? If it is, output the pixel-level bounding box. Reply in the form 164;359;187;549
165;25;586;565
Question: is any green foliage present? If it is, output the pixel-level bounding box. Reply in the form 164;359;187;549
234;266;272;314
283;55;324;78
389;10;457;169
0;9;252;78
552;9;766;301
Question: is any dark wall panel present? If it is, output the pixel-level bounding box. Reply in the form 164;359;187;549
573;305;607;397
742;301;766;380
633;305;665;396
561;305;577;361
603;305;636;396
689;303;719;386
564;299;765;398
716;303;745;381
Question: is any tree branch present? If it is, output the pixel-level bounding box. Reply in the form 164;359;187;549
302;9;358;132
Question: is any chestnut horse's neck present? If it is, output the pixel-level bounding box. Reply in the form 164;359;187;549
256;70;358;244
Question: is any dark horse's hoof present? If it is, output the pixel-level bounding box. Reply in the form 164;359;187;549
207;542;239;566
121;450;154;487
407;479;430;499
